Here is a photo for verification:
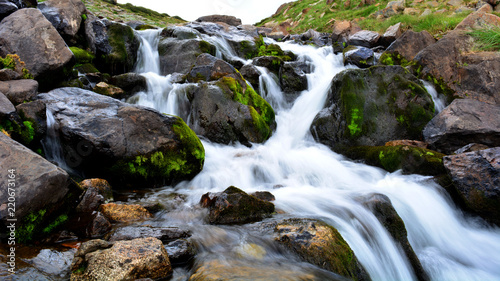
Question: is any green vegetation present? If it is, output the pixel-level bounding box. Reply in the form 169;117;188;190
70;47;95;64
468;26;500;51
338;75;366;138
42;214;68;234
0;119;36;145
0;54;33;79
16;209;47;243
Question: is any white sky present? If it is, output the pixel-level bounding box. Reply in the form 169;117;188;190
116;0;295;24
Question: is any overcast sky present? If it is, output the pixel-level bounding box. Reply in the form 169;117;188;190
116;0;295;24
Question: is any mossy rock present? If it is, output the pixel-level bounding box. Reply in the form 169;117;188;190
75;63;100;74
379;52;415;67
311;65;435;154
98;23;139;75
70;47;95;64
345;145;447;175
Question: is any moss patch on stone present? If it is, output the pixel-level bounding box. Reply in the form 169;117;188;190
379;52;415;67
70;47;95;64
199;40;216;56
338;73;366;138
16;209;47;243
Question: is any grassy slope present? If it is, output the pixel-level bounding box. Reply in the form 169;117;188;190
255;0;496;36
82;0;185;27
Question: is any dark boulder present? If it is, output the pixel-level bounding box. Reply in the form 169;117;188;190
196;15;242;26
274;218;368;280
348;30;380;48
0;1;17;22
164;239;196;265
108;73;147;97
0;9;75;89
33;87;205;188
344;46;375;68
0;132;72;242
84;14;112;56
279;61;309;93
360;193;429;281
443;148;500;225
161;25;200;40
158;38;216;75
423;99;500;154
37;0;86;43
253;56;283;76
0;68;21;81
200;186;275;224
187;53;237;82
239;64;261;89
311;66;435;154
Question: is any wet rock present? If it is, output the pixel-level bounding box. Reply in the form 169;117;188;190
188;53;237;82
38;0;86;43
348;30;381;48
0;9;74;89
161;25;201;40
100;203;152;222
345;145;446;175
80;178;113;201
380;22;402;47
92;81;125;98
27;248;75;278
196;15;242;26
251;191;276;202
34;87;205;188
240;64;261;89
280;61;309;93
454;143;490;154
423;99;500;154
273;218;367;280
344;46;375;68
200;186;275;224
331;20;361;53
108;72;147;97
301;29;331;46
86;212;112;238
253;56;284;76
107;225;190;242
360;194;429;281
0;1;18;21
75;184;106;215
380;30;436;66
311;66;435;154
0;132;71;242
0;79;38;105
70;237;172;280
84;14;112;56
443;147;500;225
385;139;428;148
165;239;196;265
158;38;216;76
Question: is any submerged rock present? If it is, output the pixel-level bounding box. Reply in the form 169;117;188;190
311;66;434;154
33;87;205;188
273;218;368;280
70;237;172;281
443;147;500;225
200;186;275;224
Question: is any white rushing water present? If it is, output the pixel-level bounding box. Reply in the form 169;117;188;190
422;80;446;113
130;30;500;281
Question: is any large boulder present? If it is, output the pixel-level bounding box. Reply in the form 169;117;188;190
348;30;380;48
97;22;140;75
38;0;86;42
344;46;375;68
30;87;205;188
0;132;71;242
0;9;74;89
0;79;38;105
443;148;500;225
311;66;435;154
84;14;111;57
273;218;367;280
423;99;500;154
196;15;242;26
360;194;429;281
108;72;147;97
200;186;275;224
413;12;500;104
187;76;276;145
379;30;436;66
70;238;172;280
187;53;237;82
279;61;309;93
159;38;216;76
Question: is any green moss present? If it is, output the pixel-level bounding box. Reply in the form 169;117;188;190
42;214;68;234
1;119;36;145
379;52;415;67
135;24;157;30
75;63;99;74
20;121;35;144
0;54;33;79
339;75;366;138
249;106;272;140
70;47;95;64
199;40;216;56
16;209;47;243
81;13;87;21
105;24;136;70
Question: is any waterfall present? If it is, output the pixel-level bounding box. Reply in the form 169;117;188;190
129;31;500;281
422;80;446;113
134;29;161;74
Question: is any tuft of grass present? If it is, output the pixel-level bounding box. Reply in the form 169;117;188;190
468;27;500;51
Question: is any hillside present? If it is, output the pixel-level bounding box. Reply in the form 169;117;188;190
82;0;185;26
256;0;499;36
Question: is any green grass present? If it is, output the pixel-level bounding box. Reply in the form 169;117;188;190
468;27;500;51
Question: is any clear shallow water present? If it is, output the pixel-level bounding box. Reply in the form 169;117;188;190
127;29;500;281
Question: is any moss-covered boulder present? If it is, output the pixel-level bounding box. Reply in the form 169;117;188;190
273;218;368;280
33;87;205;188
310;65;435;154
345;145;446;175
200;186;275;224
158;38;216;75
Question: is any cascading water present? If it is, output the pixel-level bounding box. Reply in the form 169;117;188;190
422;80;446;113
129;30;500;281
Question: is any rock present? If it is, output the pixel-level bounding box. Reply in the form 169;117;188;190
75;183;106;214
420;8;432;16
0;79;38;105
348;30;381;48
196;15;242;26
107;226;190;242
274;218;367;280
188;53;237;82
84;14;112;56
279;61;309;93
380;22;402;47
454;143;490;154
311;66;435;154
37;0;86;42
0;9;74;89
161;25;201;40
98;21;140;75
385;139;428;148
27;248;75;277
360;194;429;281
423;99;500;154
187;78;275;145
0;68;21;81
301;29;331;46
476;2;494;12
0;1;18;22
387;0;406;11
0;91;15;117
414;15;500;104
345;145;446;175
344;46;375;68
164;239;195;265
240;64;261;89
403;7;420;15
0;132;71;242
34;87;205;188
79;178;113;201
200;186;275;224
70;238;172;281
253;56;284;76
380;30;436;66
251;191;276;202
92;81;125;98
443;148;500;225
331;20;361;44
86;212;112;238
100;203;152;222
108;73;147;97
158;38;216;75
